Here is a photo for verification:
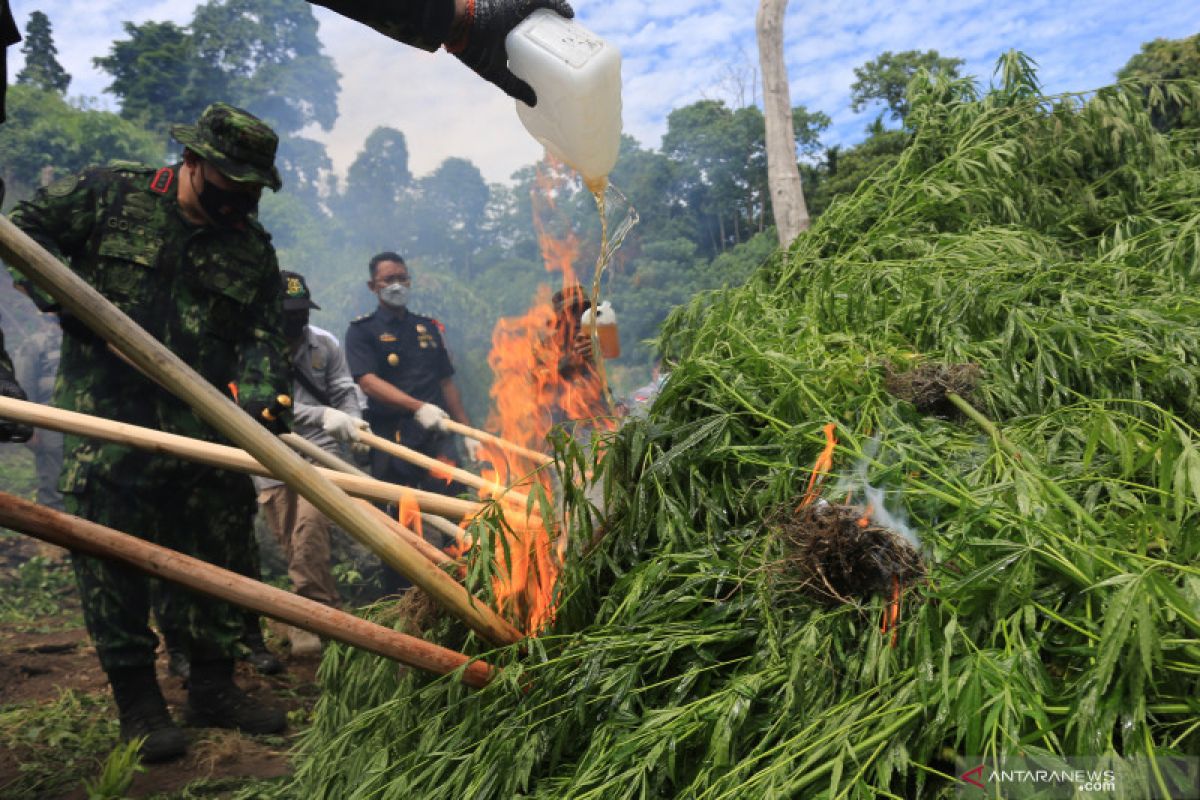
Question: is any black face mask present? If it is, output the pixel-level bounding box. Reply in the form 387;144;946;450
196;164;259;227
283;312;309;340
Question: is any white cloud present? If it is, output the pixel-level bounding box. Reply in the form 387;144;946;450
8;0;1200;186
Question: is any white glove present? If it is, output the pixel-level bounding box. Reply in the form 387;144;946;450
322;407;367;443
462;436;482;462
414;403;449;431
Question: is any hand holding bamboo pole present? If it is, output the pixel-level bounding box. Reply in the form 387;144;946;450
0;492;493;687
439;418;555;468
359;429;531;507
0;216;523;647
0;395;484;521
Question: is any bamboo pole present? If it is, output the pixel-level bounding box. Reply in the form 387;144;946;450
0;216;523;646
354;498;456;568
0;395;483;519
280;433;471;553
359;430;530;507
281;432;371;478
0;492;493;688
440;418;555;467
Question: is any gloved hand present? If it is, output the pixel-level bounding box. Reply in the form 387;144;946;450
322;407;368;444
445;0;575;106
414;402;449;431
0;366;33;443
243;395;291;435
462;435;482;463
351;439;371;461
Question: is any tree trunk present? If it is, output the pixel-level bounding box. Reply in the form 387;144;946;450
757;0;809;246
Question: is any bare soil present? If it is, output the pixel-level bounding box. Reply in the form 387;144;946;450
0;534;321;799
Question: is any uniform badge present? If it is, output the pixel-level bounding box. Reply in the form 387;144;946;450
415;324;427;333
379;333;398;343
387;353;400;366
149;167;174;194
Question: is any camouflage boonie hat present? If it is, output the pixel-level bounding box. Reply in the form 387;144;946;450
281;270;320;311
170;103;282;191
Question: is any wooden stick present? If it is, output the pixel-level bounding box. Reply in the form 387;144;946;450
440;418;555;467
281;433;471;553
0;395;482;520
0;217;523;646
359;430;531;507
354;498;456;568
281;432;371;478
0;492;493;688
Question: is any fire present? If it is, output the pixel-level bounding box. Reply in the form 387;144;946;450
397;491;423;540
471;158;618;634
431;456;457;487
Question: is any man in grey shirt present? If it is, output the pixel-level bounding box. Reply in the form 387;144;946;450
253;271;366;654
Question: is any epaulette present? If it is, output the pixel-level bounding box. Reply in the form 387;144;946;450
104;160;154;174
350;313;374;324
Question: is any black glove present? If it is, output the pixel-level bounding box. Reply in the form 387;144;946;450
242;395;292;435
0;365;33;443
447;0;574;106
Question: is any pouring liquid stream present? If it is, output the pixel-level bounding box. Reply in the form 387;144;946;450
585;178;638;407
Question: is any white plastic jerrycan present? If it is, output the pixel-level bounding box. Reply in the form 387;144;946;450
506;9;622;189
580;301;620;359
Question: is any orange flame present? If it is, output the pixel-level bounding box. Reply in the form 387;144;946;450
470;158;617;634
431;456;457;486
398;491;423;539
797;423;838;510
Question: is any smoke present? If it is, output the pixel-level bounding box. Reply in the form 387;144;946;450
834;436;921;550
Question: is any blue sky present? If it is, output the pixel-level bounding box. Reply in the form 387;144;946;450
8;0;1199;184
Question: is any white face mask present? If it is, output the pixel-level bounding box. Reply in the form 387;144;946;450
379;282;410;308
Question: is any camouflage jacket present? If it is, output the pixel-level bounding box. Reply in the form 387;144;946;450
309;0;454;52
8;161;290;491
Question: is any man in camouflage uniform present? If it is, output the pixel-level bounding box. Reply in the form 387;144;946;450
9;103;291;762
13;318;63;510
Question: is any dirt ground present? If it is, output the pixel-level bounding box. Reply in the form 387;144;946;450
0;533;321;799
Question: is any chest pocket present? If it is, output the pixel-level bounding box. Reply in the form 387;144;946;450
94;228;161;306
193;251;260;341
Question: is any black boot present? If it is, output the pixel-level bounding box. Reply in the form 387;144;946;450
185;659;286;735
109;665;188;763
240;617;283;675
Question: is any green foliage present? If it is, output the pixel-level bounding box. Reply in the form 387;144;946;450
279;59;1200;799
82;738;145;800
1117;33;1200;132
0;690;120;798
850;49;965;123
0;86;163;201
0;552;80;624
15;11;71;94
92;20;210;139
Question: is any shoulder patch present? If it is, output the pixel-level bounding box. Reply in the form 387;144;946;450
45;174;80;197
431;318;446;334
149;167;174;194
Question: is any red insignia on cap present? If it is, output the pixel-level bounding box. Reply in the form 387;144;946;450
150;167;174;194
